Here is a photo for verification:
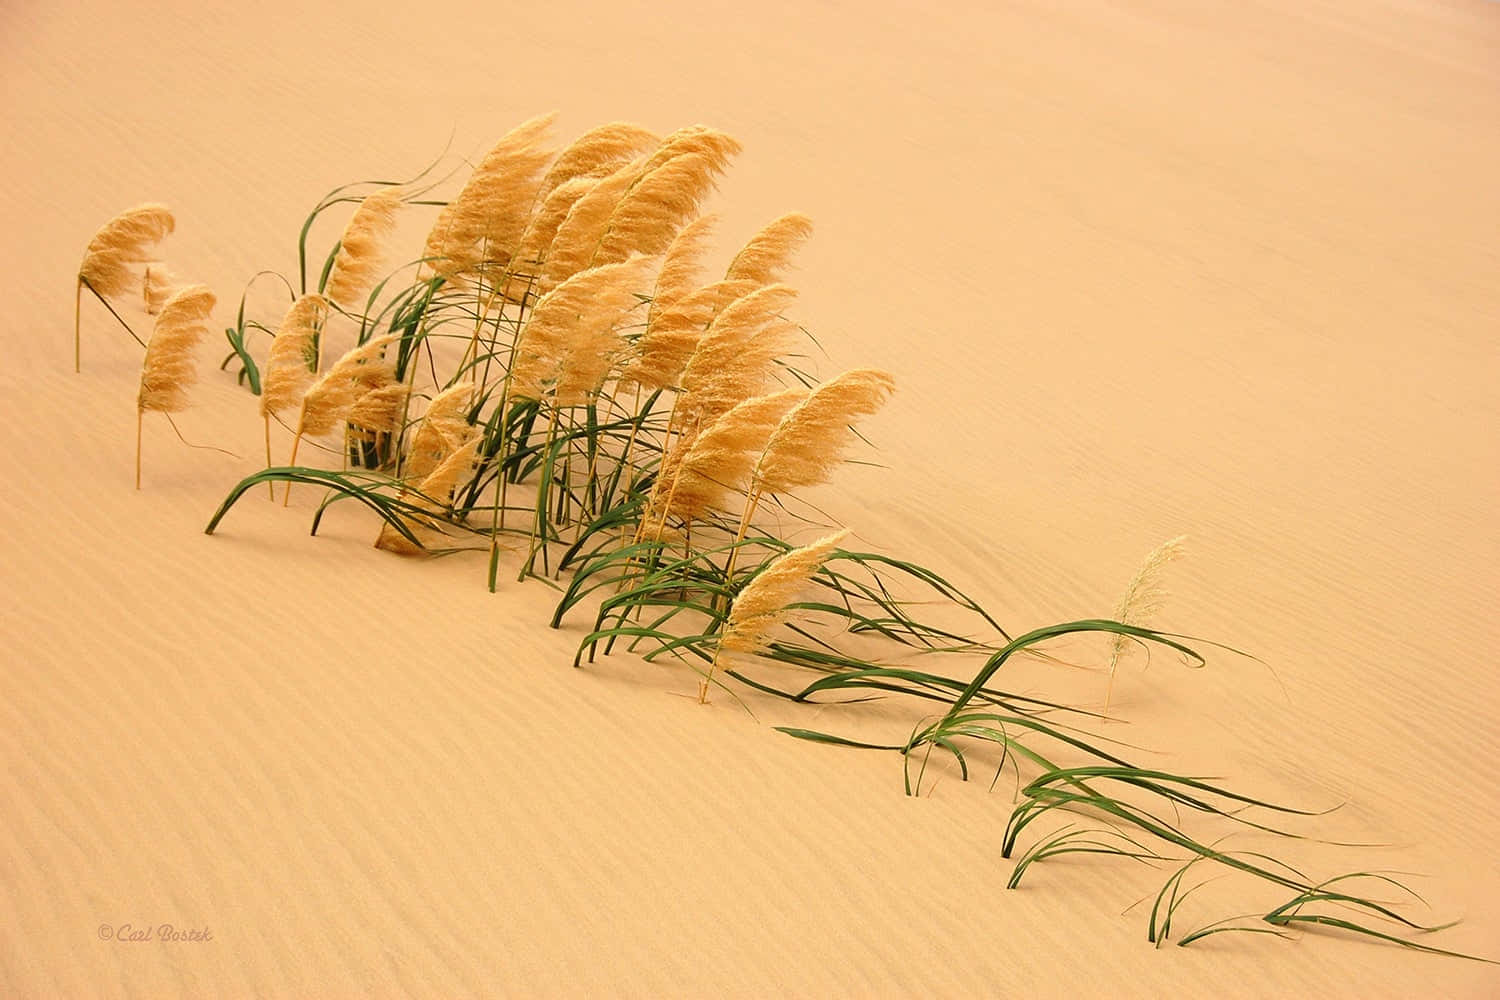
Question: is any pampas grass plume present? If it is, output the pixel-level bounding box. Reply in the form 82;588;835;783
325;187;403;310
651;388;806;526
404;381;475;481
1104;535;1188;716
348;381;409;433
753;368;896;495
423;114;557;282
76;203;175;371
539;156;648;294
298;335;398;438
138;285;215;414
259;293;328;419
81;203;175;296
677;283;798;430
701;528;847;701
511;257;654;403
726;212;813;287
539;122;659;203
135;283;215;488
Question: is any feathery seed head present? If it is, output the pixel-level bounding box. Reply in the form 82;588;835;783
677;283;799;429
325;187;404;310
260;293;328;419
539;122;659;202
753;368;895;495
297;335;397;437
719;529;848;655
423;113;558;282
137;284;215;413
726;212;814;286
511;256;654;403
649;388;807;525
538;156;648;294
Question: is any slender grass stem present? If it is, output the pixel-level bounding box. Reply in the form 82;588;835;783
282;426;304;507
264;415;275;500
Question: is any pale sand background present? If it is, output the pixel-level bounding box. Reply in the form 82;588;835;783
3;0;1498;996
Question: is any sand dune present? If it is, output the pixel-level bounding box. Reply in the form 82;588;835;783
2;0;1498;996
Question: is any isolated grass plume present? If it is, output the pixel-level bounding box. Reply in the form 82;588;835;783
136;283;215;488
1105;534;1187;715
76;202;175;371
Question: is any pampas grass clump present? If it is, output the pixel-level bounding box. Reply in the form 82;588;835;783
82;113;1483;964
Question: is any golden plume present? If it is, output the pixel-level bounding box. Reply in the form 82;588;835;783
76;203;175;371
726;212;814;286
296;335;397;439
259;293;328;419
651;214;717;321
648;388;806;528
422;113;557;283
638;125;742;178
1104;535;1188;716
280;335;397;503
414;433;481;511
510;257;654;403
538;122;659;203
81;203;175;296
700;528;847;701
752;368;896;495
541;128;739;293
135;284;215;488
376;432;482;555
348;381;408;433
538;157;647;294
677;284;798;431
511;175;600;285
325;186;403;310
138;284;215;414
592;150;733;266
620;215;719;391
404;381;475;481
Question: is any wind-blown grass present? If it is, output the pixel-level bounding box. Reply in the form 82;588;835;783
74;113;1491;964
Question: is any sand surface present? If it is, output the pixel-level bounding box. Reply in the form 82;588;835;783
3;0;1498;996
